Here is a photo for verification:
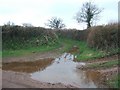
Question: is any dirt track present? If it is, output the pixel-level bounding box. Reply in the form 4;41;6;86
2;50;76;88
2;70;75;88
2;50;118;88
3;50;62;63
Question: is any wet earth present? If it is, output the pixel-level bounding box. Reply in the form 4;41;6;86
2;53;105;88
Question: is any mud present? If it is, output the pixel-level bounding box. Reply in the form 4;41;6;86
31;55;97;88
2;53;104;88
2;70;75;88
68;45;79;54
2;48;118;88
2;50;61;63
86;54;118;63
76;54;118;88
2;58;53;73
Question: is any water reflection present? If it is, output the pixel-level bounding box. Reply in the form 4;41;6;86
31;53;97;88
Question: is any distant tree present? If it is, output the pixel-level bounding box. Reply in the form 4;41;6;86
75;2;103;28
45;17;65;29
5;21;15;26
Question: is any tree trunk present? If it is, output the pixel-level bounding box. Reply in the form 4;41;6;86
87;22;91;28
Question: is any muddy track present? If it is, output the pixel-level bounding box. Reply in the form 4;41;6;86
2;70;75;88
78;54;118;74
2;49;78;88
2;50;62;63
76;54;118;88
85;54;118;63
2;49;118;88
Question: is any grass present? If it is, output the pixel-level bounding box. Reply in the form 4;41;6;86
3;43;61;58
3;38;117;61
59;38;77;53
2;38;119;88
58;38;109;61
2;38;72;58
76;44;107;61
107;74;119;88
85;60;118;88
0;51;2;58
87;60;118;69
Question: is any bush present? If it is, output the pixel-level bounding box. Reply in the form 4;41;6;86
87;23;118;50
2;23;119;52
2;25;59;50
55;29;89;41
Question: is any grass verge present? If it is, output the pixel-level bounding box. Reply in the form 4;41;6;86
3;43;61;58
107;74;119;88
87;60;118;69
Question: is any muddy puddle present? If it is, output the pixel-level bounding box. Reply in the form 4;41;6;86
2;53;103;88
2;58;53;73
31;53;100;88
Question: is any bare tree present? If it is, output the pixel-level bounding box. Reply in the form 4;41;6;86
75;2;103;28
45;17;65;29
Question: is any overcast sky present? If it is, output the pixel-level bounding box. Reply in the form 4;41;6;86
0;0;119;29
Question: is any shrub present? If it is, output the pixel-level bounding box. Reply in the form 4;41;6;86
2;25;59;50
87;23;118;50
55;29;89;41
